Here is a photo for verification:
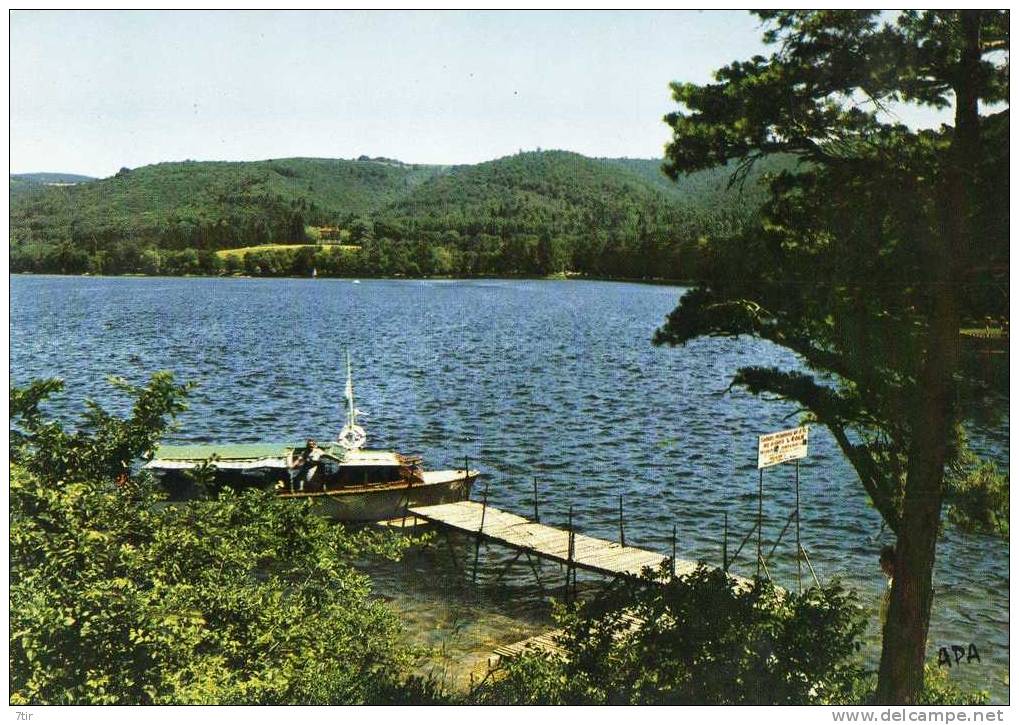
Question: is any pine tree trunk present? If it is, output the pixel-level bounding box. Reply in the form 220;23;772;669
875;10;982;704
877;427;945;703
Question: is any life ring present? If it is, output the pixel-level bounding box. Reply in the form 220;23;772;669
337;424;367;450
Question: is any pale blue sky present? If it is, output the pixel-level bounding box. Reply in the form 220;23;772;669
10;10;945;178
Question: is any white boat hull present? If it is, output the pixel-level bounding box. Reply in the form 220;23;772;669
276;469;477;521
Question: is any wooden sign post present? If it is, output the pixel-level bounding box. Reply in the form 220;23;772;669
756;426;809;587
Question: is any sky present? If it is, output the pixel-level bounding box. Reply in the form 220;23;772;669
10;10;947;178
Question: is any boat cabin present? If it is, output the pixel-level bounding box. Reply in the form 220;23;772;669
326;449;423;487
145;442;424;498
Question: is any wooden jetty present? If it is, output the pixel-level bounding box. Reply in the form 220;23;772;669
491;608;645;659
472;610;648;684
410;501;677;579
492;628;567;661
469;628;567;685
412;500;777;687
409;500;753;589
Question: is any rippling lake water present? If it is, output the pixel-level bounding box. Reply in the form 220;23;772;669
10;275;1009;700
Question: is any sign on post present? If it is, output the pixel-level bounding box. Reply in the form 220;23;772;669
757;426;809;469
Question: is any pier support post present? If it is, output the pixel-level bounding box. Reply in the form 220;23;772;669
569;529;577;601
670;524;677;580
757;468;764;579
442;532;466;589
492;550;524;587
618;494;625;547
723;512;728;572
525;551;547;597
566;504;575;603
472;478;489;585
533;476;540;523
401;474;413;529
800;544;822;588
795;460;802;594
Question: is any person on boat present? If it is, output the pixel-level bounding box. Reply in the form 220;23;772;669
288;438;323;492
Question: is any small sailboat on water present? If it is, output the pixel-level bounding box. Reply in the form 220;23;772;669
145;355;478;521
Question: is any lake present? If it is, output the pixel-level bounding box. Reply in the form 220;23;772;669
10;275;1009;700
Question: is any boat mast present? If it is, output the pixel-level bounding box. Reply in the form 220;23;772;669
338;352;367;450
345;351;356;429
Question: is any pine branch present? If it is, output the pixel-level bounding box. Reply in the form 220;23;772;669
734;366;901;531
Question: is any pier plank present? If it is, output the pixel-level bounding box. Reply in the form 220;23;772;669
409;500;738;583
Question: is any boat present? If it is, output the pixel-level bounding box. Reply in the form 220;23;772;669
144;355;478;521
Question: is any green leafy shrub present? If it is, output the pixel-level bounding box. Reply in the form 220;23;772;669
9;374;421;704
916;665;991;706
10;470;417;704
471;565;868;705
946;460;1009;539
469;565;993;705
10;373;191;483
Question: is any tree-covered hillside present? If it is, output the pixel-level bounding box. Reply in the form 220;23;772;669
364;150;784;277
10;172;96;197
378;151;673;235
600;154;795;205
11;172;96;185
11;158;443;255
10;151;784;279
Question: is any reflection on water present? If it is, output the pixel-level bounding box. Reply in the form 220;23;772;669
10;275;1009;702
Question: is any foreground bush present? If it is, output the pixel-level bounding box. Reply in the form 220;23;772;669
470;566;868;705
468;565;991;706
9;374;418;704
946;459;1009;539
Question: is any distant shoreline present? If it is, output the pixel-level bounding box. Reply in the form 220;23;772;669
9;271;696;288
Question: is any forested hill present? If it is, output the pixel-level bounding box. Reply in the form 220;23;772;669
10;151;783;278
11;157;445;252
367;150;783;277
599;155;794;205
10;172;96;195
11;172;96;185
377;151;681;238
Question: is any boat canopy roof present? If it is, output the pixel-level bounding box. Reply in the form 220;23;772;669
152;443;301;461
145;443;409;471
